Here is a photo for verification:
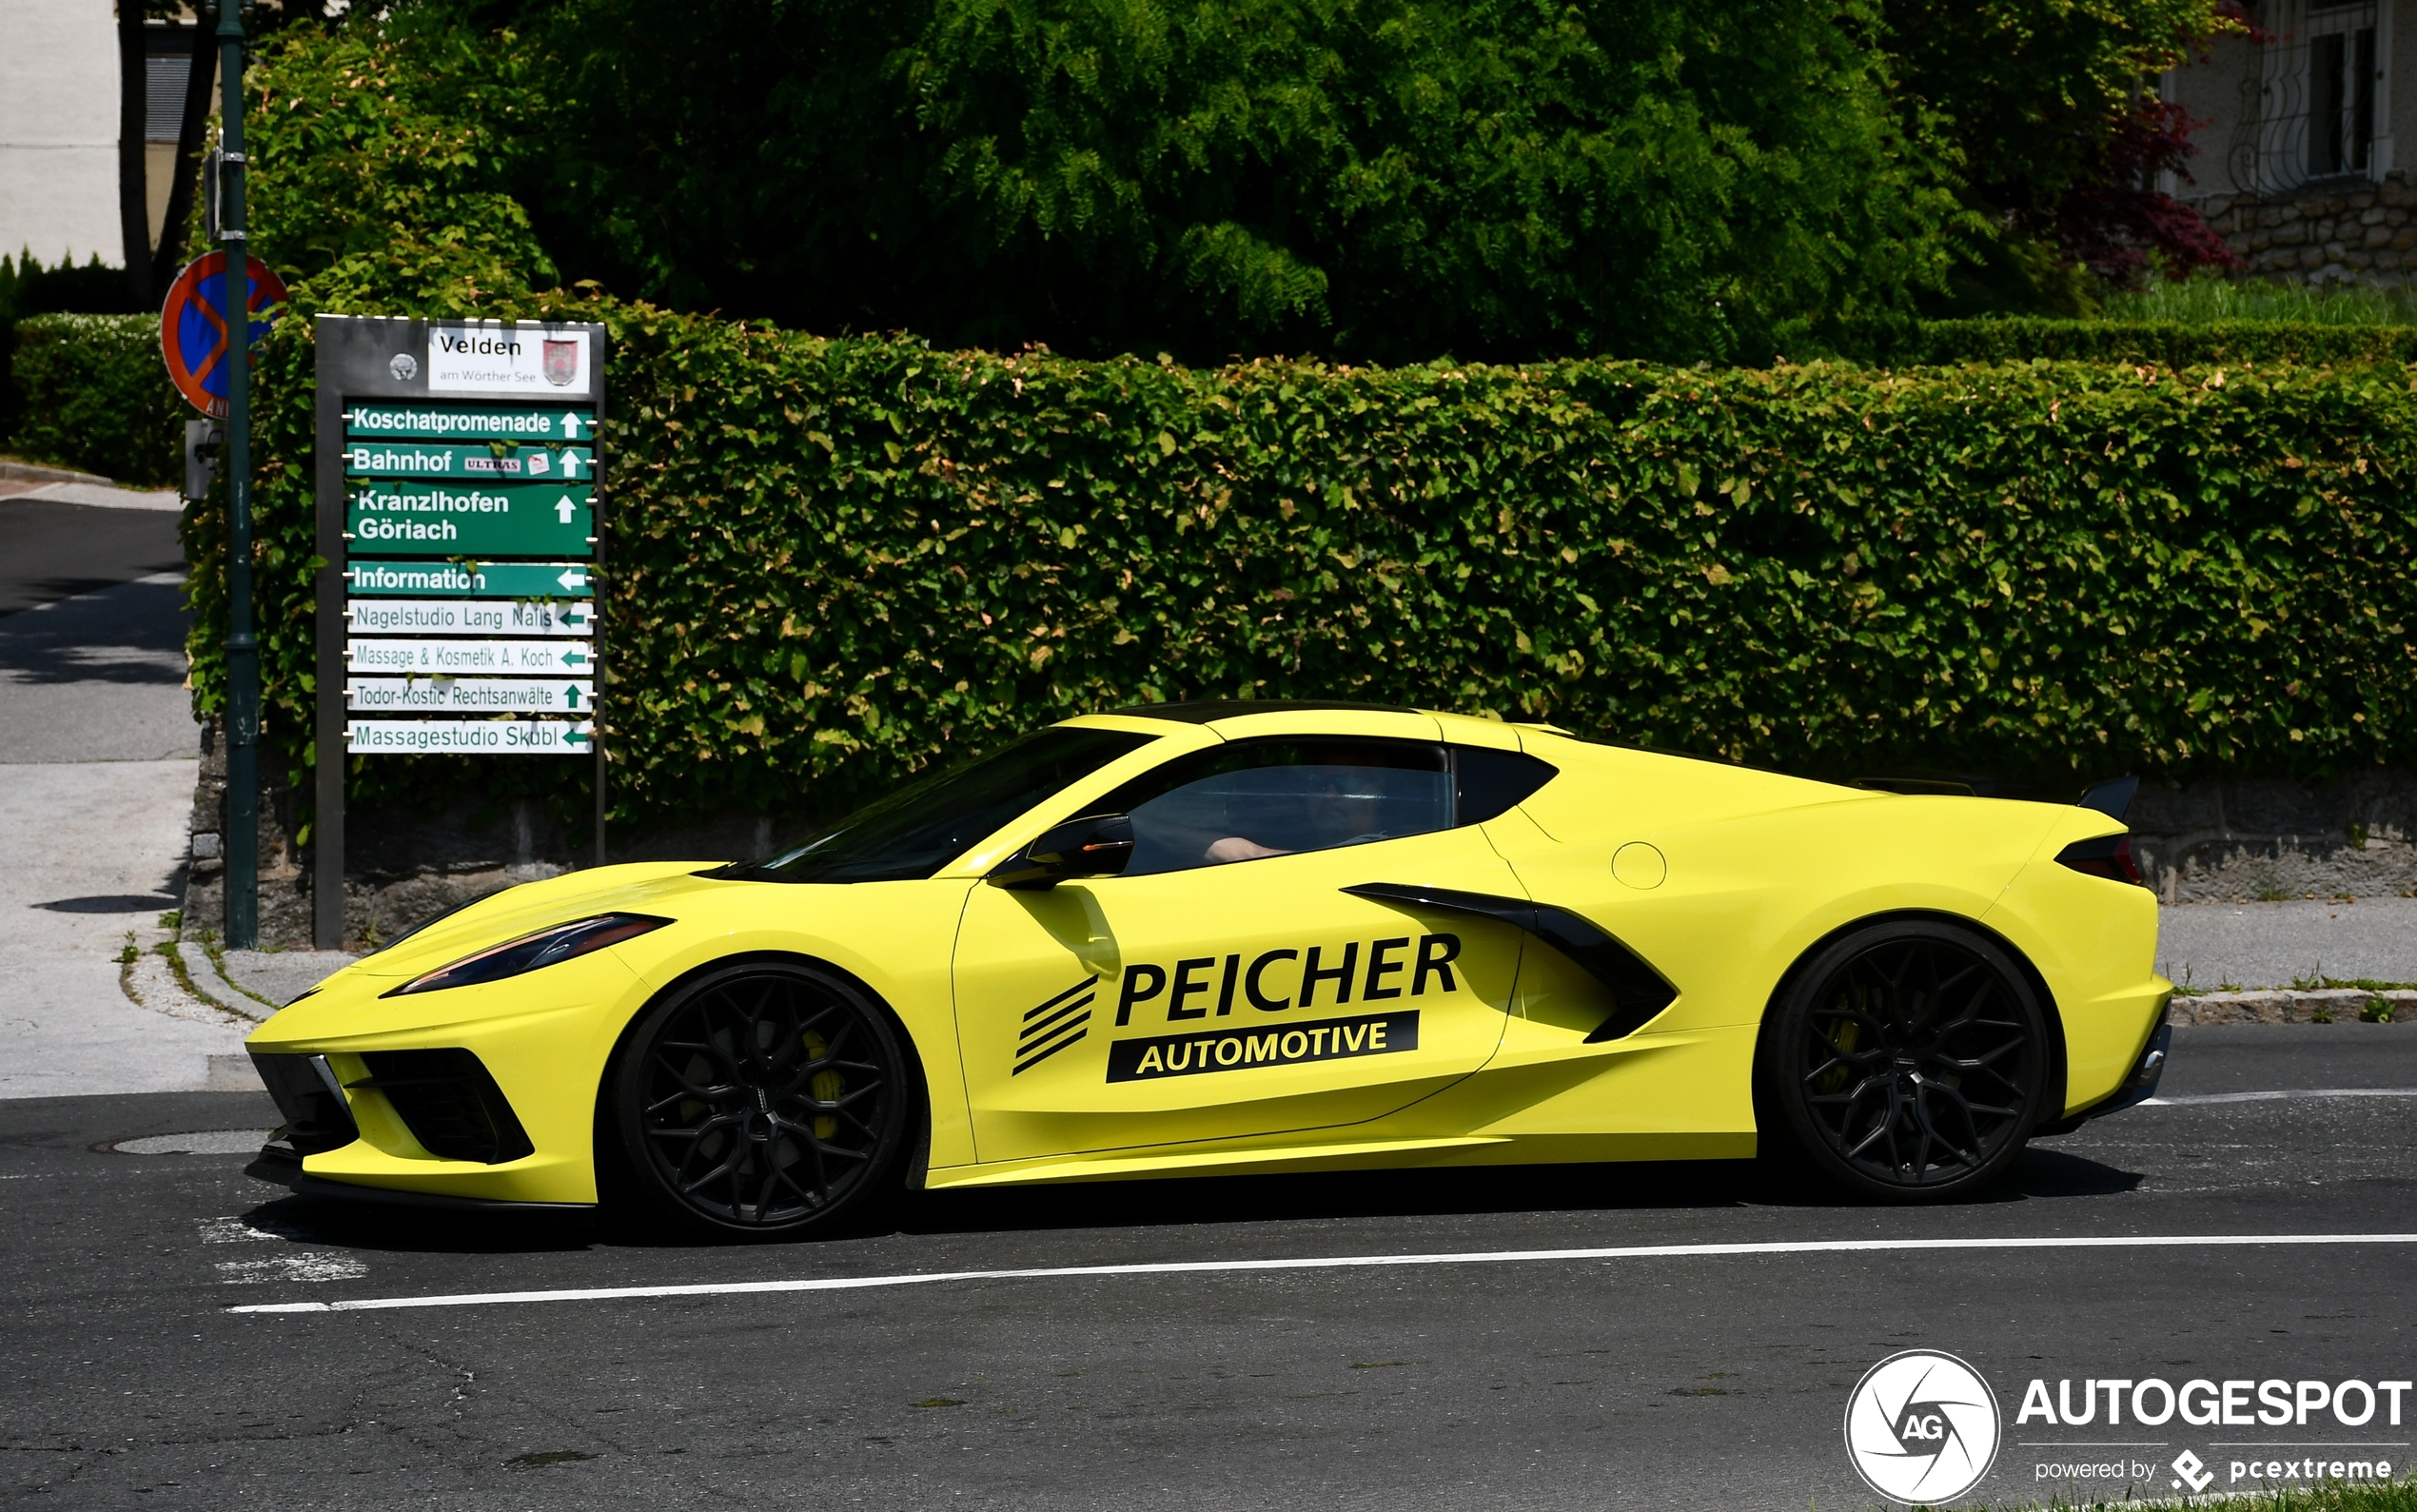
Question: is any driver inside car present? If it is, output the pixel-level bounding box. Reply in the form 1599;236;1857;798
1204;765;1391;863
1099;738;1456;876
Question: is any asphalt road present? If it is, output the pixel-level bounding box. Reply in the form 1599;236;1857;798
0;497;185;617
7;1025;2416;1510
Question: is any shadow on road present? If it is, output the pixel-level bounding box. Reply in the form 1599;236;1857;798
897;1145;2145;1234
229;1144;2146;1258
0;576;189;683
0;500;185;619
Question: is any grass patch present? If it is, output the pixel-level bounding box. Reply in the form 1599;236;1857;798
2289;975;2417;992
2103;277;2417;326
2025;1482;2417;1511
198;934;278;1011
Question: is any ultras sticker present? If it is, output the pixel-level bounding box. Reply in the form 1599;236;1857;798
1104;1011;1420;1082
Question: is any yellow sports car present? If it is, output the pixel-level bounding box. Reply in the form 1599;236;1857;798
246;702;2171;1233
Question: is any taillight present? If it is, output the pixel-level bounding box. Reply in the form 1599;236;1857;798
2055;834;2145;886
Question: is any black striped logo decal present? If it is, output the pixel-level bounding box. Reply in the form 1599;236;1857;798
1013;975;1099;1074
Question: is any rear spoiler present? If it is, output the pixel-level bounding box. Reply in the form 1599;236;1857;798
2077;776;2138;823
1853;772;2139;824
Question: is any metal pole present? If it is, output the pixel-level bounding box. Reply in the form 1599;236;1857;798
216;0;257;949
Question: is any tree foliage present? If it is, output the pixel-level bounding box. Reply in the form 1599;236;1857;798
1886;0;2241;299
248;0;1960;363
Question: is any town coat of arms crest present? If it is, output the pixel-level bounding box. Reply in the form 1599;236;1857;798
542;337;580;387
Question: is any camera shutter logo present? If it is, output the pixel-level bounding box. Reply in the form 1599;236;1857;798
1843;1350;2002;1504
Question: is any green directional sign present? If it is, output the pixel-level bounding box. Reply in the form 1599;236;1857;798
344;440;596;482
346;677;595;714
345;638;595;676
346;403;596;443
345;560;595;598
347;481;593;556
345;719;595;756
346;598;593;635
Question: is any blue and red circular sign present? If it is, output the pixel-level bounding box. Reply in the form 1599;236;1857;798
159;252;289;419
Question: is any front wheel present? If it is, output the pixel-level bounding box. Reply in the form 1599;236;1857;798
1759;920;2053;1202
612;960;914;1238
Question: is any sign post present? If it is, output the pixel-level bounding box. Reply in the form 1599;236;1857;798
312;318;609;949
155;13;286;950
214;0;260;949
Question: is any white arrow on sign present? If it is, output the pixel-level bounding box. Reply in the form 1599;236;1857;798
559;449;584;478
554;495;577;524
557;568;588;592
561;412;584;440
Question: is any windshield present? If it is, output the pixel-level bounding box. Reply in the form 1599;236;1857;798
723;726;1159;884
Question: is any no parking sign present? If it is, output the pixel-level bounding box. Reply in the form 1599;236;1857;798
159;252;289;418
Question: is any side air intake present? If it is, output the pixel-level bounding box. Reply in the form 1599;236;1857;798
1341;883;1679;1041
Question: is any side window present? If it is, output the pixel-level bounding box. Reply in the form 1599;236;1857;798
1100;739;1453;876
1453;746;1557;823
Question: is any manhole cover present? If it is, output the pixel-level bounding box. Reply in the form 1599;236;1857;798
105;1129;273;1155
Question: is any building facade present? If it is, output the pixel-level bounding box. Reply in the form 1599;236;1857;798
0;0;124;266
2167;0;2417;282
0;0;210;278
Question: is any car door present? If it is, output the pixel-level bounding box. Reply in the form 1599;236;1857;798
952;736;1530;1164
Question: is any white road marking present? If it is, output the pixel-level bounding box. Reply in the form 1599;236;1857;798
228;1231;2417;1315
218;1253;370;1285
197;1216;276;1245
193;1208;287;1246
2140;1088;2417;1107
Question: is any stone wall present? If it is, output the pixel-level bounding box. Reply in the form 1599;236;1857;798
2130;769;2417;903
2191;170;2417;285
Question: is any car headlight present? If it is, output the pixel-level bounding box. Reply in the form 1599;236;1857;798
382;913;672;997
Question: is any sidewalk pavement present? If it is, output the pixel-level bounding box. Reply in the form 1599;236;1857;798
2155;896;2417;992
0;484;257;1097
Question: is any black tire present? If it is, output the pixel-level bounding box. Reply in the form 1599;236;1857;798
1759;919;2052;1202
611;960;913;1238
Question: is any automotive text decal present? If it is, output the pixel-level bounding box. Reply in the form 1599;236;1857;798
1112;932;1462;1024
1105;1011;1420;1082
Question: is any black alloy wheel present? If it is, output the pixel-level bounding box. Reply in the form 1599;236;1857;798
613;961;913;1237
1760;920;2051;1201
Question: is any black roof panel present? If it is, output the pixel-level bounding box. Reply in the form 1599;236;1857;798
1098;699;1421;725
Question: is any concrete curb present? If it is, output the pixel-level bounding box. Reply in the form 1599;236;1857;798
168;943;277;1023
121;948;247;1029
0;458;112;485
10;481;185;512
2169;989;2417;1024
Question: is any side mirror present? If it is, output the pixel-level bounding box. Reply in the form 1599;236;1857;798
986;814;1134;891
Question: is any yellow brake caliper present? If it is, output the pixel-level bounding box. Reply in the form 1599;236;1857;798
802;1029;841;1140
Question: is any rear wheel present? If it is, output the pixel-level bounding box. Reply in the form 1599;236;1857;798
1760;920;2051;1201
613;960;912;1238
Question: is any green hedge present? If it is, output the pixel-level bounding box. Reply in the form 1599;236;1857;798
7;314;180;485
1794;316;2417;369
185;290;2417;834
